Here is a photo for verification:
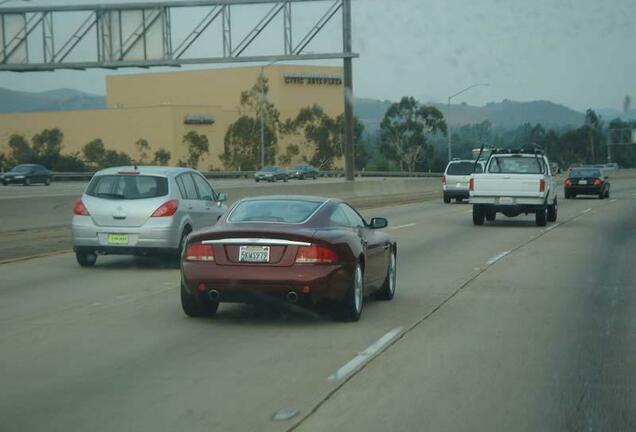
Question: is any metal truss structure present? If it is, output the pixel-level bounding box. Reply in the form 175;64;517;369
0;0;358;179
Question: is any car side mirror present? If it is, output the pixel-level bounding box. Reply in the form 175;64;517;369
369;217;388;229
216;192;228;205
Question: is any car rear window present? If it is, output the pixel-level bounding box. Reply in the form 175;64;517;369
570;169;601;178
446;162;482;175
228;199;322;223
86;175;168;200
488;156;544;174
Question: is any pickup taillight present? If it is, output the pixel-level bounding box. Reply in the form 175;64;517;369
469;178;474;191
539;179;545;192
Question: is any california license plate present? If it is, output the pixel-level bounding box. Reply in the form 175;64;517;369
239;245;270;263
499;197;514;204
578;180;587;185
107;233;129;245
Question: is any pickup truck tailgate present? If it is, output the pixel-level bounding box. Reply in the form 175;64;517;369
471;174;543;197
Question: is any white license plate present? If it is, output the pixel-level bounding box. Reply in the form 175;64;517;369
456;182;462;188
107;233;129;245
239;245;270;263
578;180;587;185
499;197;514;204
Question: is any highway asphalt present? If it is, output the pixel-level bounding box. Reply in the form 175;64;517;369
1;175;635;431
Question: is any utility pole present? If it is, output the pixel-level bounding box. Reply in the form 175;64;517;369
447;83;489;161
343;0;354;181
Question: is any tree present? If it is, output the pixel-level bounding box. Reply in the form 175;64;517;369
101;149;132;167
153;148;171;166
221;116;277;170
584;109;603;163
379;97;447;173
278;144;300;166
82;139;106;166
135;138;151;164
182;131;209;168
8;134;31;164
221;75;281;169
31;128;64;166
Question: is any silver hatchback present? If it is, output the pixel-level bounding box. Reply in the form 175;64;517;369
72;166;228;266
442;160;484;203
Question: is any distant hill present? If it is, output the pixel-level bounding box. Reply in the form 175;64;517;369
355;97;586;133
0;87;106;113
0;86;596;131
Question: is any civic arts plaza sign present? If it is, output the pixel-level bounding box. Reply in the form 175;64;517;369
283;73;343;86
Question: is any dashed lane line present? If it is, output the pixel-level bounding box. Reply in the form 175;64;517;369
328;327;404;382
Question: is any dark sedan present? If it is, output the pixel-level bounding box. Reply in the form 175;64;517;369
289;164;319;180
180;196;397;321
1;164;52;186
564;167;610;199
254;166;288;182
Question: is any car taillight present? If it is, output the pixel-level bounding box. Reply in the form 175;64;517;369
73;198;90;216
441;175;446;185
469;178;474;191
564;178;572;186
539;179;545;192
151;199;178;217
185;242;214;261
295;244;338;264
593;178;602;186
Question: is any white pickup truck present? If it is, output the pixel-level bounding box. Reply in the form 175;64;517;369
469;149;558;226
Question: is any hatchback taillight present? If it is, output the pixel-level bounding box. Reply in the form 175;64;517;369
441;175;446;185
469;178;474;191
151;199;178;217
539;179;546;192
295;244;338;264
73;198;90;216
593;178;602;186
185;242;214;261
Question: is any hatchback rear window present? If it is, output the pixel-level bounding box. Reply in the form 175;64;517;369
86;175;168;200
228;199;322;223
446;162;482;175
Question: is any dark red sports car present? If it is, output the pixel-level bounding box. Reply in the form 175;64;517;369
180;196;397;321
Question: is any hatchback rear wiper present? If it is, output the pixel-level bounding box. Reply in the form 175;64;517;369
95;192;126;199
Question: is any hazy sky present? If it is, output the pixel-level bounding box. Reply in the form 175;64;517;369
0;0;634;111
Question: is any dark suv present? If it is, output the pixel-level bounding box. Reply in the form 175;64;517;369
1;164;53;186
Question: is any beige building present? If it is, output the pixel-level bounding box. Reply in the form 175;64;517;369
0;65;345;169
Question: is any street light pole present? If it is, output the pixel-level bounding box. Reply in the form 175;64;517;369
259;59;277;169
447;82;489;161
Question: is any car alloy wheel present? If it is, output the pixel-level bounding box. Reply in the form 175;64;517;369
353;264;363;313
375;251;396;300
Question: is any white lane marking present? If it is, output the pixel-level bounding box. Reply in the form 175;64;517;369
390;223;416;230
609;199;616;203
486;250;511;265
328;327;403;382
545;222;561;232
582;208;592;214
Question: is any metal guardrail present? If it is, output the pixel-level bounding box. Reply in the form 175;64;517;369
51;170;443;181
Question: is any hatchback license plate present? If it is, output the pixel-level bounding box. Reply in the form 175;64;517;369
239;245;270;263
107;233;129;245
